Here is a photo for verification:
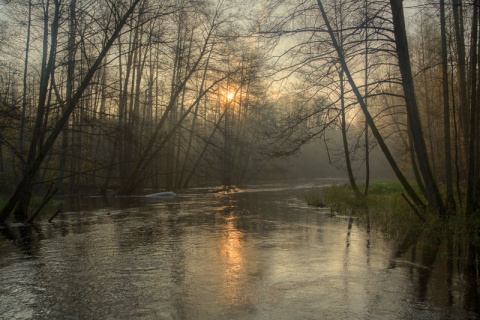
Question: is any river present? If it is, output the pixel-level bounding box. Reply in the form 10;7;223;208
0;179;479;319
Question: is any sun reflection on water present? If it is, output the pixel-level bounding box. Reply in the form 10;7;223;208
219;218;246;305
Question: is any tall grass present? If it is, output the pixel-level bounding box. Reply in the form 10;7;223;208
316;180;422;239
305;188;326;207
316;180;480;255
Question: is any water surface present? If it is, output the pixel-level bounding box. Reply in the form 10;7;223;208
0;180;479;319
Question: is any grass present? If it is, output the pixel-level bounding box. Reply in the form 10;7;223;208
305;188;326;207
311;180;480;259
309;180;423;239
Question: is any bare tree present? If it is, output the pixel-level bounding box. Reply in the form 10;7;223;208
0;0;143;223
315;0;427;212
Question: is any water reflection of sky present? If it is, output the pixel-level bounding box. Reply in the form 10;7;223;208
0;184;478;319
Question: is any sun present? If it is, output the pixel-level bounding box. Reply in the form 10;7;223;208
226;91;235;101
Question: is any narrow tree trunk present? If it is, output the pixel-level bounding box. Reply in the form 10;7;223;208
132;38;148;157
119;28;137;187
452;0;469;148
441;0;455;211
340;68;363;199
364;0;370;197
0;140;3;172
451;58;463;206
57;0;77;195
466;0;479;215
19;0;32;168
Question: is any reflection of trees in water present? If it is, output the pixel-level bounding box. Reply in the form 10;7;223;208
1;224;42;258
463;243;479;314
0;225;42;319
388;226;480;313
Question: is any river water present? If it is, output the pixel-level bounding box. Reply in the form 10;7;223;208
0;180;479;319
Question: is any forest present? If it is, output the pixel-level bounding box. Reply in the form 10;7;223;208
0;0;480;225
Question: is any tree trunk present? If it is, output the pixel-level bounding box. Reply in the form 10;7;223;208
389;0;445;214
466;0;479;215
57;0;77;195
340;68;363;199
363;0;370;197
440;0;455;211
19;0;32;168
452;0;469;148
118;28;137;187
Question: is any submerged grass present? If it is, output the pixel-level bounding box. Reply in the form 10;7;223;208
305;188;326;207
312;180;423;240
313;180;480;261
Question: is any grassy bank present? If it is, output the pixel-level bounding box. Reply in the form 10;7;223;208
308;181;480;251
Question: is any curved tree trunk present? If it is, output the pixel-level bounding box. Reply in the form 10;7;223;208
340;68;363;199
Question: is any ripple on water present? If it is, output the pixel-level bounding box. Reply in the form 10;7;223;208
0;184;479;319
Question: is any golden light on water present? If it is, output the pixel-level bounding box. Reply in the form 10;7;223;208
222;220;243;266
220;218;245;305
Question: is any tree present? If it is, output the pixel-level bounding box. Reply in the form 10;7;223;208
315;0;427;212
0;0;143;223
116;2;253;194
